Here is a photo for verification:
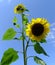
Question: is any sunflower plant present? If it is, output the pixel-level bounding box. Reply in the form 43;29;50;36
2;4;50;65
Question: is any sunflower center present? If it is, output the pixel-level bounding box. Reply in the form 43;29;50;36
31;23;44;36
17;6;23;11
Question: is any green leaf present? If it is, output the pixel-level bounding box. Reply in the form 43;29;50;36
40;39;47;43
15;24;20;28
34;56;46;65
2;28;17;40
0;62;1;65
1;48;19;65
34;43;48;56
22;14;28;25
12;16;18;23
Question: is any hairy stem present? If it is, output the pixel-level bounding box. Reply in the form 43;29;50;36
22;14;27;65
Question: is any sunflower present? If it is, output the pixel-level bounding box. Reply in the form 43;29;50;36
14;4;26;14
25;18;50;42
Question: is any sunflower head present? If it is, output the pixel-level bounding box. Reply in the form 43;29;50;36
25;18;50;42
14;4;26;14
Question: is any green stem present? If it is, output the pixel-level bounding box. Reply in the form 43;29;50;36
22;14;27;65
26;39;30;51
27;56;35;59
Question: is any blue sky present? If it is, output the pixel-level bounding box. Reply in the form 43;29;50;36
0;0;55;65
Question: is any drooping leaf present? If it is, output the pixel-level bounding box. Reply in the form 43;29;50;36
12;16;18;23
1;48;19;65
34;43;48;56
22;14;28;25
2;28;17;40
34;56;46;65
40;39;47;43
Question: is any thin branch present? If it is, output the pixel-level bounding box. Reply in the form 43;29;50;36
27;56;36;59
26;38;30;51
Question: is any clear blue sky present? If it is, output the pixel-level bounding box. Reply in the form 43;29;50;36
0;0;55;65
